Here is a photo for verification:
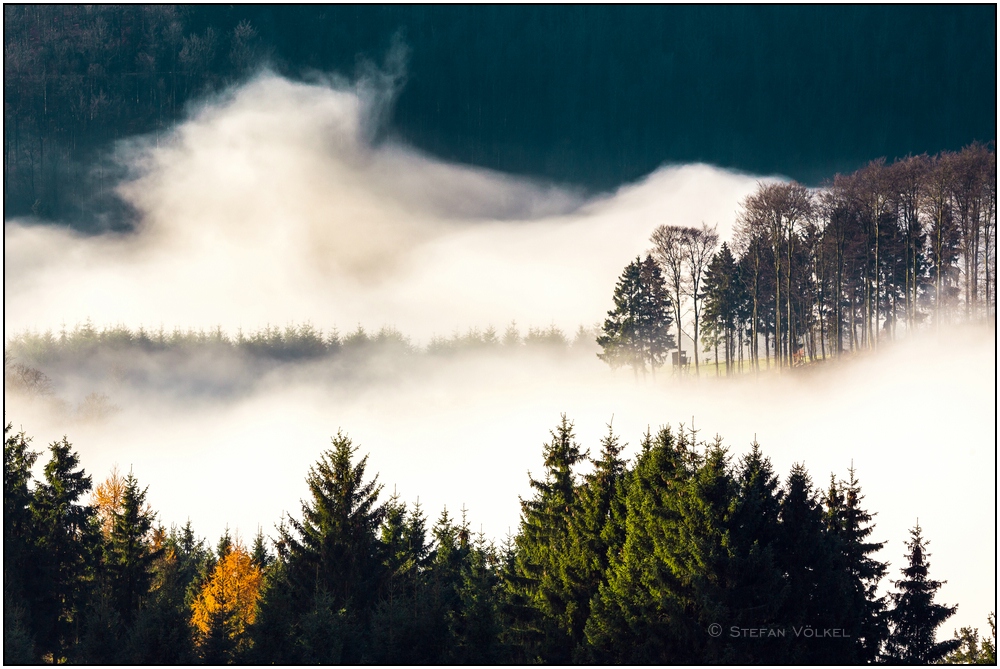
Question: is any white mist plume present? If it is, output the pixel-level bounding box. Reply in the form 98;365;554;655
4;72;758;341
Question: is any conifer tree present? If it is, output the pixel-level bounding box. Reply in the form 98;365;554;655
505;415;587;663
257;431;386;663
105;472;161;627
251;527;273;571
4;423;40;662
585;426;702;663
824;465;889;663
446;531;506;664
723;443;786;663
884;522;960;663
283;431;386;610
701;243;741;374
375;495;431;651
190;541;263;663
598;256;674;376
563;424;627;659
777;464;850;663
118;524;198;665
944;612;996;665
28;437;99;662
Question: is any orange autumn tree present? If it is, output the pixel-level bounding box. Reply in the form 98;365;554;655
92;465;126;537
190;541;263;661
93;465;155;538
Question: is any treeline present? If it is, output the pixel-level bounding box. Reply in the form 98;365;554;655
3;5;264;224
600;145;996;377
5;321;592;372
5;418;992;664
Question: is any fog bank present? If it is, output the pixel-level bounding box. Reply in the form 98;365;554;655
4;73;758;342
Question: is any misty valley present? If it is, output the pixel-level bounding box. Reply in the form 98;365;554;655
4;4;996;666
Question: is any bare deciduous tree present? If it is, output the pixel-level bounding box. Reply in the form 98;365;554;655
683;223;718;373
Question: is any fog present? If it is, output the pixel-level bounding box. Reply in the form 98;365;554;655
4;72;755;341
3;72;995;634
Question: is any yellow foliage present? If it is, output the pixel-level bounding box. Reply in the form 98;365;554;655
92;465;125;538
92;464;156;539
190;543;263;651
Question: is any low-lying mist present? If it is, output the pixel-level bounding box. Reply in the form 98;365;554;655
4;72;758;342
5;323;995;633
4;71;995;634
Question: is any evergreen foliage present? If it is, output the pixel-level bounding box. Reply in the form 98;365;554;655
597;256;675;376
28;437;100;662
884;522;960;664
944;612;996;665
2;416;972;664
505;415;588;663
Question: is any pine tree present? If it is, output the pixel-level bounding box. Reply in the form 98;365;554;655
259;431;386;662
884;522;960;663
4;422;40;662
105;472;161;627
777;464;850;663
824;465;889;663
584;426;703;663
28;437;100;662
563;424;627;659
505;415;587;663
597;256;674;376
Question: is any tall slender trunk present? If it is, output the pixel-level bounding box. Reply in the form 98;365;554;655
774;219;782;372
786;230;794;366
874;215;880;350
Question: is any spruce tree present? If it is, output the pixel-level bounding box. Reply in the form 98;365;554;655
505;415;587;663
824;465;889;663
446;531;506;664
701;243;741;374
723;443;786;663
563;424;627;660
598;256;674;376
636;255;675;376
597;258;644;373
584;426;702;663
28;437;99;662
777;464;850;663
283;431;386;609
884;522;960;664
105;472;160;627
4;423;40;662
943;613;996;665
261;431;386;662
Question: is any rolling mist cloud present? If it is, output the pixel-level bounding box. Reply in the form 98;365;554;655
4;71;995;634
4;72;757;341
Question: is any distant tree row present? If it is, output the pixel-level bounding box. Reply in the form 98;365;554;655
6;417;990;664
5;321;594;368
599;144;996;376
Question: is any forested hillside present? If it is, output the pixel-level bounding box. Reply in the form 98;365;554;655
4;5;994;224
597;146;995;377
5;418;992;664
